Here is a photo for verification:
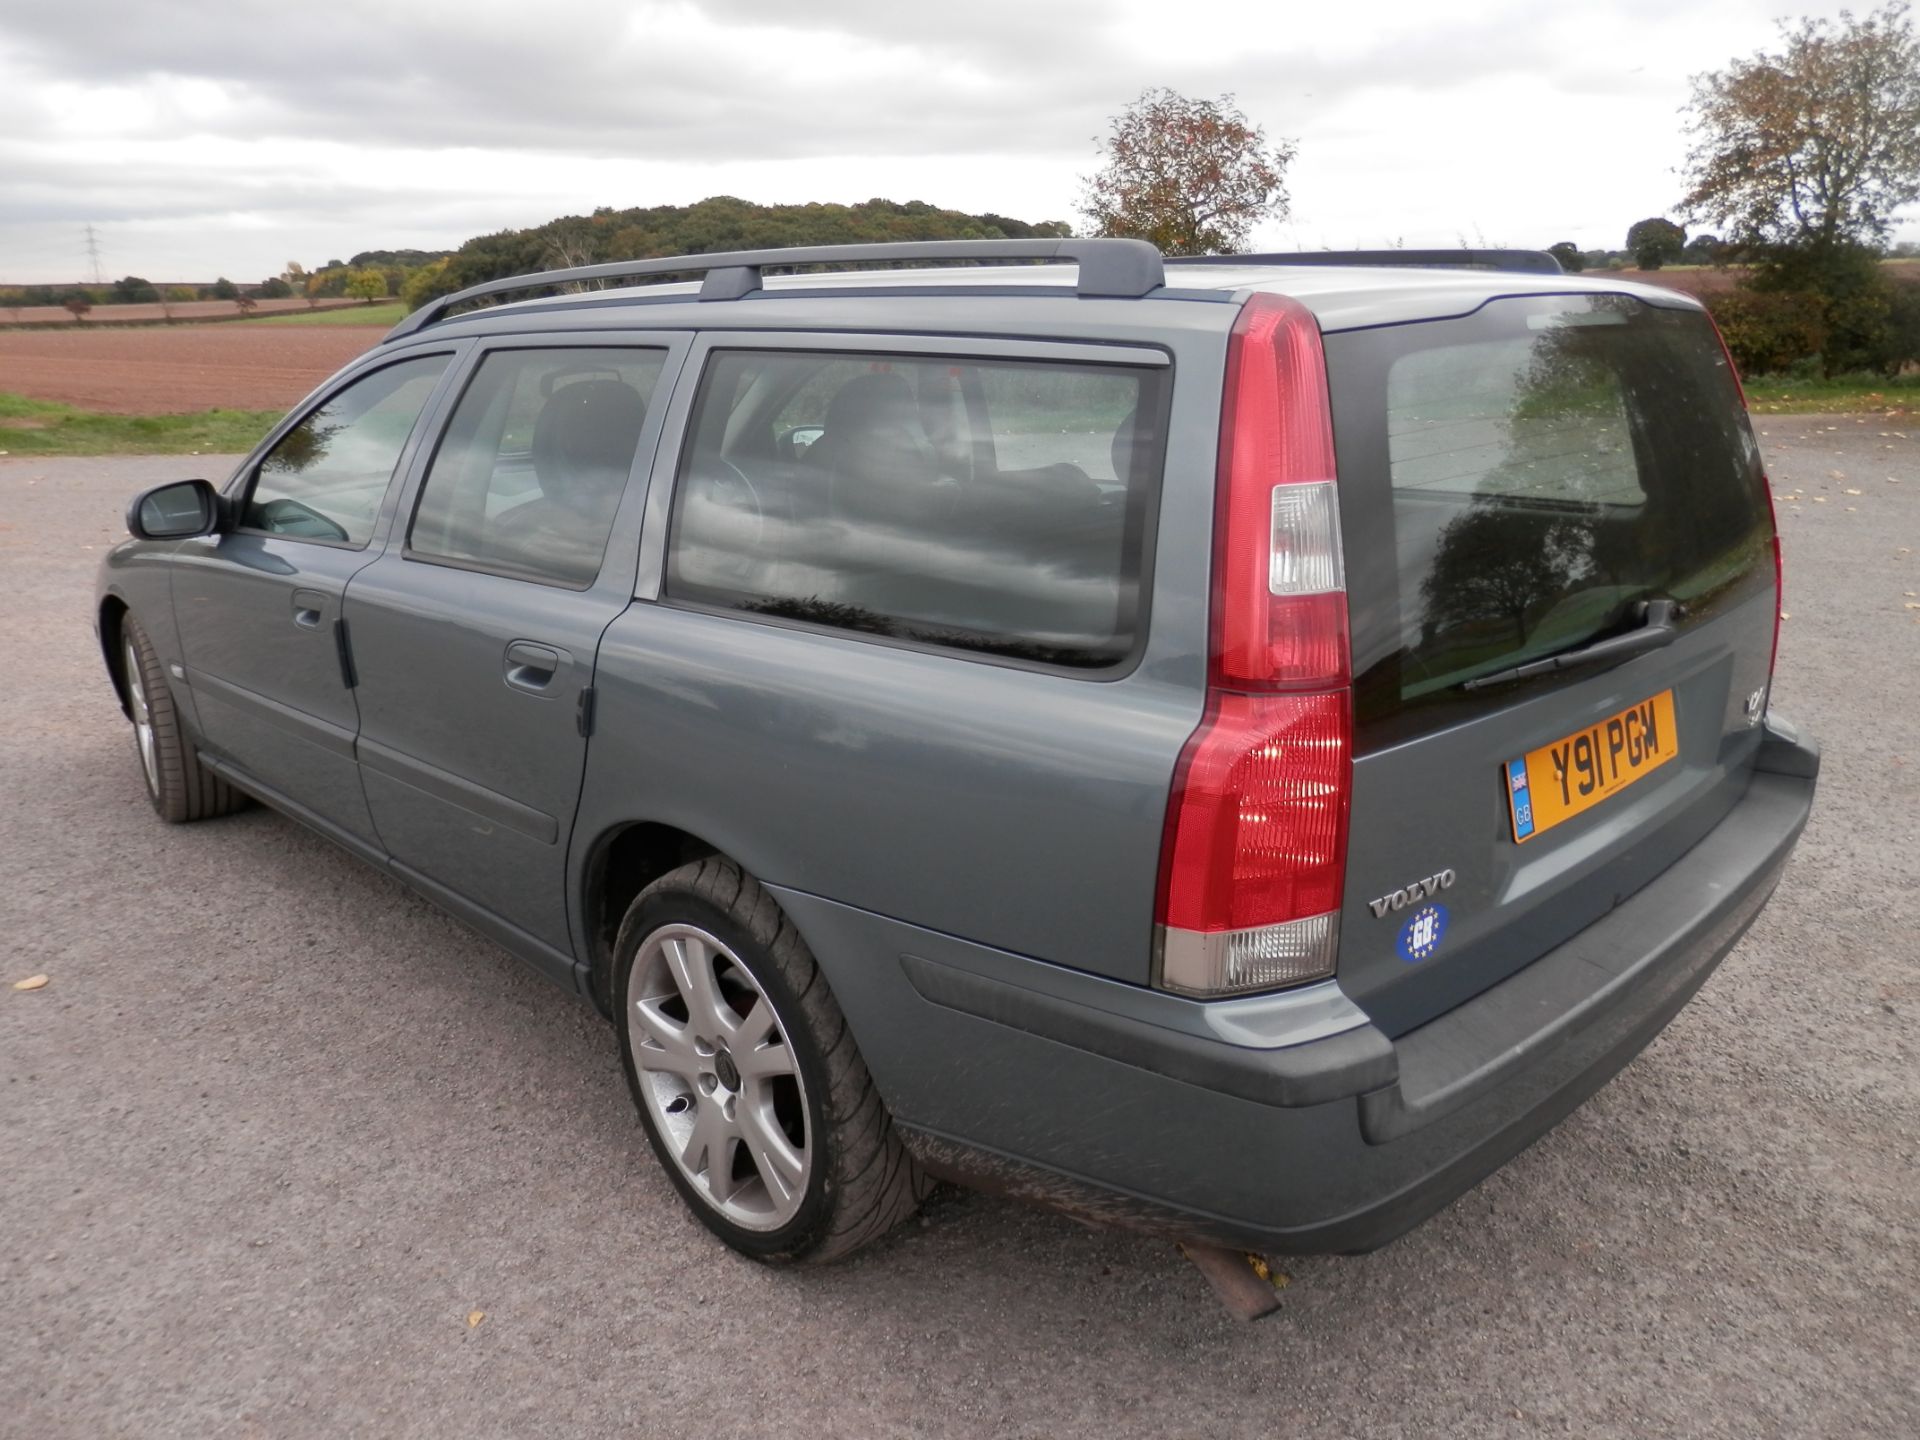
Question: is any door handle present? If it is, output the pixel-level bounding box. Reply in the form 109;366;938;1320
504;641;567;694
291;588;328;629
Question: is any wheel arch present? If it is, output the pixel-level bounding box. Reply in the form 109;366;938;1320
99;595;132;718
579;820;725;1017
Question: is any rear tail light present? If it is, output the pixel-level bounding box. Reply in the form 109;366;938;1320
1155;294;1353;998
1705;311;1784;694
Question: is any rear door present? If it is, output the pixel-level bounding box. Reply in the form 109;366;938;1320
1325;293;1777;1035
341;336;685;965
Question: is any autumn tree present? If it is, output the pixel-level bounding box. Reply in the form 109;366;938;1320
1081;89;1295;255
110;275;159;303
1626;217;1686;269
63;292;92;322
346;268;387;303
1684;5;1920;373
1681;3;1920;248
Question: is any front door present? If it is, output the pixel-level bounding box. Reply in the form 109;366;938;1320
171;351;457;844
342;340;681;959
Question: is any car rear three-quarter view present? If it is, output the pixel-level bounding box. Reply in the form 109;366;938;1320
94;242;1817;1281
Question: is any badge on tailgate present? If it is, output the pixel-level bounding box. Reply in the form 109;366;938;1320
1506;690;1678;843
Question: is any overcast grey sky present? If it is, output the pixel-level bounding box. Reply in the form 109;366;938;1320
0;0;1900;284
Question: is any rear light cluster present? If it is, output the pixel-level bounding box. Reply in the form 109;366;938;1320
1706;312;1784;695
1155;295;1353;998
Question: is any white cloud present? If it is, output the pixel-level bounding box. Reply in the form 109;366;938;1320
0;0;1901;283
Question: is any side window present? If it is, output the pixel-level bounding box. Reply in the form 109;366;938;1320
666;349;1163;668
245;355;450;545
408;347;667;588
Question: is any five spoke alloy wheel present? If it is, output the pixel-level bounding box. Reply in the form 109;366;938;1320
626;923;810;1231
124;634;160;798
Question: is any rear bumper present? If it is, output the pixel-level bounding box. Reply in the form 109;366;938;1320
798;716;1817;1255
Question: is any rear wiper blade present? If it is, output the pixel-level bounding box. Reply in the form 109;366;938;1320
1460;599;1687;691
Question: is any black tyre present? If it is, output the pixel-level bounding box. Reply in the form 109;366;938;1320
119;614;246;823
614;858;929;1263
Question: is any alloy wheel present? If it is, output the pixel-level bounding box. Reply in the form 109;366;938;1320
626;923;811;1230
124;637;159;797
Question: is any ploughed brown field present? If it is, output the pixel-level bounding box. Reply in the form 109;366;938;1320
0;324;386;414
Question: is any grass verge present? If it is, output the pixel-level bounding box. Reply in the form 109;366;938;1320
255;301;407;327
0;393;278;456
1743;373;1920;415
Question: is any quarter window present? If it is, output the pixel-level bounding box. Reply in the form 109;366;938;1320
666;350;1163;668
408;347;667;588
245;355;449;546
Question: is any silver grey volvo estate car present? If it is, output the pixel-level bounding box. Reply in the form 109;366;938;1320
95;239;1818;1266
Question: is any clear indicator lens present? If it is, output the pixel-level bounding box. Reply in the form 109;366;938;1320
1157;912;1340;997
1269;480;1344;596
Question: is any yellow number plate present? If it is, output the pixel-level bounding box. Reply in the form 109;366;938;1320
1505;690;1678;843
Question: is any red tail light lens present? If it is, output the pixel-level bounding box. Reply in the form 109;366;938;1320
1214;293;1348;691
1706;311;1783;688
1156;692;1351;994
1155;294;1353;997
1766;503;1784;686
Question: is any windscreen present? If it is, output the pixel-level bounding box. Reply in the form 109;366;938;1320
1326;294;1772;746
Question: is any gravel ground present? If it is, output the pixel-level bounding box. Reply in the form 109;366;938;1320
1;423;1915;1439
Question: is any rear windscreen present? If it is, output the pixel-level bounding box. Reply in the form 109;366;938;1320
1326;294;1772;746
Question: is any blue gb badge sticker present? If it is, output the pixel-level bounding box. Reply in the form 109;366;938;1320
1398;903;1448;964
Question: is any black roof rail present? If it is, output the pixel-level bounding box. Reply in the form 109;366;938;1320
384;238;1167;341
1166;249;1565;276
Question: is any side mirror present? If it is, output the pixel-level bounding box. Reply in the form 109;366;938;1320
126;479;223;540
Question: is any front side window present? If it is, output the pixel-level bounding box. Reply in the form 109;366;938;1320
245;355;449;545
408;347;666;588
666;349;1164;668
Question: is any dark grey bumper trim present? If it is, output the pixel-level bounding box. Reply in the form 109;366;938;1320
900;953;1398;1108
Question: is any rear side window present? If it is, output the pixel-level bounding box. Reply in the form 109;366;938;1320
409;347;666;588
1328;295;1771;744
665;350;1164;668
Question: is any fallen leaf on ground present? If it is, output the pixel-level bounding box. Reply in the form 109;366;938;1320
12;975;48;991
1244;1254;1291;1289
467;1310;486;1328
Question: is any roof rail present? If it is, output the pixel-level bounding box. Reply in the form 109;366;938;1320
1167;249;1565;276
384;238;1167;341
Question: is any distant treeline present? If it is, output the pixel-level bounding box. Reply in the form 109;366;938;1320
0;249;454;311
398;196;1074;310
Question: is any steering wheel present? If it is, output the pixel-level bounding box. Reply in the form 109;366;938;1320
255;496;349;543
708;458;766;551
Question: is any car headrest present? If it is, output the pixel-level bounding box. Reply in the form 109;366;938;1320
531;380;647;509
821;372;938;507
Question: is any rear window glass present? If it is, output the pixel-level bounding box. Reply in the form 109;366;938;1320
665;350;1164;668
1328;295;1771;742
